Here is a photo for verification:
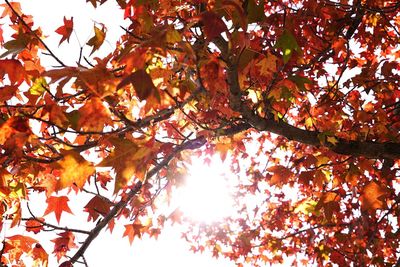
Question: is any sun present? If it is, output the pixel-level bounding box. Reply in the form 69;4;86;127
173;155;237;223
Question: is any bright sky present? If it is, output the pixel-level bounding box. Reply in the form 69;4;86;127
7;1;238;266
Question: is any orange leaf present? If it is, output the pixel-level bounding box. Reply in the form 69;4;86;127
117;69;157;101
87;25;106;55
25;218;44;234
30;243;49;267
256;52;278;77
43;196;73;223
55;16;74;45
54;150;95;190
0;59;25;85
360;181;388;211
267;165;293;186
77;97;112;131
98;138;153;193
123;223;143;244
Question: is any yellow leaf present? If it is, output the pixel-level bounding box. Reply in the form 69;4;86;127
87;25;106;55
326;136;338;146
255;52;278;77
29;77;48;96
55;150;95;190
98;138;154;193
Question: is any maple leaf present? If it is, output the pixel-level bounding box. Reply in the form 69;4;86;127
267;165;293;186
256;52;278;77
25;218;44;234
55;16;74;45
360;181;388;212
51;231;77;261
53;150;95;191
29;243;49;267
87;24;106;55
275;30;300;63
117;69;158;101
123;223;143;244
0;59;25;85
43;196;73;223
84;195;112;222
77;97;113;131
200;11;228;40
0;85;18;102
98;138;154;193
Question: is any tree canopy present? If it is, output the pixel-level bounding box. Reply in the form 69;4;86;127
0;0;400;266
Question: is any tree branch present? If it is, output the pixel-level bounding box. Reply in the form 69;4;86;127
224;49;400;160
4;0;66;67
69;136;206;264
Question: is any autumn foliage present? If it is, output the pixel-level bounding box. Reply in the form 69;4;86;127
0;0;400;266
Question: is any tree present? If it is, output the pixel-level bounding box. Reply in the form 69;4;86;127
0;0;399;266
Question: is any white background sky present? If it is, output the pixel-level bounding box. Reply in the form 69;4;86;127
5;1;238;266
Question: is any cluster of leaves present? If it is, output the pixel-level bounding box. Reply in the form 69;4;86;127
0;0;399;266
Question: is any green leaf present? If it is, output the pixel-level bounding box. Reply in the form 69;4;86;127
66;110;80;130
275;30;300;63
289;75;312;91
0;35;28;58
246;0;265;23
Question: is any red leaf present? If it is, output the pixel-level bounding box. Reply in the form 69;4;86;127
43;196;73;223
200;11;228;40
51;231;77;261
55;16;74;45
84;195;112;222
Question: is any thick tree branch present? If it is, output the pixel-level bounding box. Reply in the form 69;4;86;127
224;54;400;160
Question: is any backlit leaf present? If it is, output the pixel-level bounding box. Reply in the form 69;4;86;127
0;59;25;85
117;69;158;101
267;165;293;186
54;150;95;190
275;30;300;63
55;16;74;45
360;181;388;211
43;196;73;223
87;25;106;55
29;77;48;96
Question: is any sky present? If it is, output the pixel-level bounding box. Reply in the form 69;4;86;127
4;1;238;266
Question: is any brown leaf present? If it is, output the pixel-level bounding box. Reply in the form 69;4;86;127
117;69;157;101
87;25;106;55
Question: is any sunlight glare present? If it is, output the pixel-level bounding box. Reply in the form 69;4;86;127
176;155;237;223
